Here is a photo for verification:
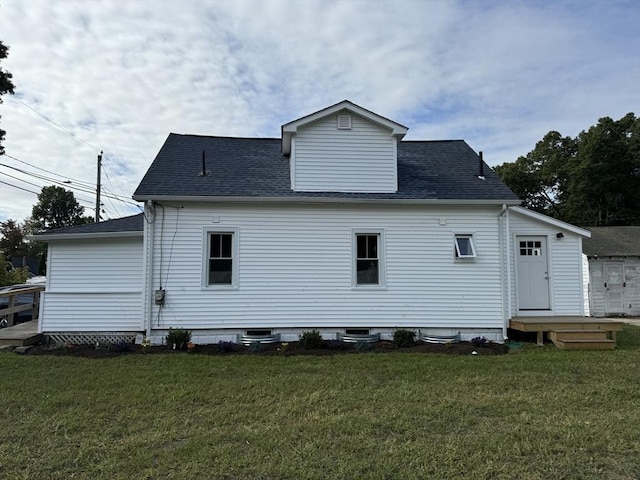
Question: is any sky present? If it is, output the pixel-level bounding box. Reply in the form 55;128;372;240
1;0;639;223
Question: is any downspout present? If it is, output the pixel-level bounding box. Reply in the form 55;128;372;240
498;204;511;341
143;201;156;340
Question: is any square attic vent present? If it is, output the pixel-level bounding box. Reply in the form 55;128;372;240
337;115;352;130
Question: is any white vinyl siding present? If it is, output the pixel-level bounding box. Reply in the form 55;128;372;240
508;211;585;316
148;203;505;331
292;113;397;193
40;237;143;332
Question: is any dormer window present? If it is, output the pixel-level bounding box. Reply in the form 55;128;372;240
337;115;352;130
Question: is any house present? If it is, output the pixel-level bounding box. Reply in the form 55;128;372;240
583;226;640;317
34;101;593;345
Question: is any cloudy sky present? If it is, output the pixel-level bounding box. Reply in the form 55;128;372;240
1;0;639;223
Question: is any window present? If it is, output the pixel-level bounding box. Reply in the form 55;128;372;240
454;234;476;260
519;240;542;256
353;231;385;287
204;229;238;287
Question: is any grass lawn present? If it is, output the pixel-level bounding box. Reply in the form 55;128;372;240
1;326;639;480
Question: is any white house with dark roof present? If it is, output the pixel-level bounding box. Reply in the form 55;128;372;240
34;101;593;345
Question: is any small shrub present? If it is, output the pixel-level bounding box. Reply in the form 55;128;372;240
393;329;416;348
471;336;488;347
217;341;237;353
355;341;373;352
248;341;263;353
299;329;324;350
166;328;192;350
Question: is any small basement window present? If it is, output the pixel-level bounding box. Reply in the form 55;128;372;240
454;234;477;260
337;115;352;130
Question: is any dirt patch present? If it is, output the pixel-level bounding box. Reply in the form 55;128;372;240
25;340;508;358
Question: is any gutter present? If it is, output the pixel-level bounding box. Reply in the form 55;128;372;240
28;231;143;241
132;195;522;207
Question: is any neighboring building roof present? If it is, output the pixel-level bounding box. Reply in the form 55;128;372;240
510;207;591;238
133;135;519;203
31;214;144;241
582;226;640;257
281;100;409;155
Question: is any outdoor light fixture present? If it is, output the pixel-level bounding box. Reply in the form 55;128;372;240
556;232;564;239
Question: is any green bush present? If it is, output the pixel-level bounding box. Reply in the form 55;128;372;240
0;260;30;287
299;329;324;349
166;328;192;350
393;329;416;348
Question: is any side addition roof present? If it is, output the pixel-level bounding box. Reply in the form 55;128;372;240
133;135;519;204
582;226;640;257
31;214;144;241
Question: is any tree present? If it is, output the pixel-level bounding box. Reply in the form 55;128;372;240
494;131;576;220
0;260;29;287
30;186;92;232
494;113;640;226
0;219;28;259
0;40;15;154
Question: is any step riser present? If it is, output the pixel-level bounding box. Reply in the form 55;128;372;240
551;332;609;341
554;341;616;350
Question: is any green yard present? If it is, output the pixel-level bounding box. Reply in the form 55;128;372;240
1;327;639;480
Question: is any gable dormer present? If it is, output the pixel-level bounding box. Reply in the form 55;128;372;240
282;101;408;193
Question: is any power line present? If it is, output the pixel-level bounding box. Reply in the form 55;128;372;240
3;153;138;207
10;96;102;152
3;153;96;188
0;180;41;196
0;163;139;206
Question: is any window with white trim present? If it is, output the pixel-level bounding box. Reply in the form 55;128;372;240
353;231;385;287
454;234;476;260
204;230;237;287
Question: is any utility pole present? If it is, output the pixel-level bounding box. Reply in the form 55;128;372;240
95;151;102;222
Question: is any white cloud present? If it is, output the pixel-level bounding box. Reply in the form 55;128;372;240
1;0;639;222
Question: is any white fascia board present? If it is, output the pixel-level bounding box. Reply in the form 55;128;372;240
281;100;409;155
510;206;591;238
132;195;521;207
28;231;143;242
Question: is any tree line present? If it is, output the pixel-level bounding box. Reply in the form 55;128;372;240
494;113;640;226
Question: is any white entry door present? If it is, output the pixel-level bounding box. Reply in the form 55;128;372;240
604;263;624;314
517;236;550;310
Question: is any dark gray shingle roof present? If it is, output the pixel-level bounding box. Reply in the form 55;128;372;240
133;134;518;202
33;213;143;238
582;226;640;256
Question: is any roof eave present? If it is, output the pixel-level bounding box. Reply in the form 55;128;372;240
510;206;592;237
133;194;521;206
29;231;143;242
281;100;408;155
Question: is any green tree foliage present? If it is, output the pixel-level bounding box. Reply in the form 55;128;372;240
494;113;640;226
0;219;28;259
0;40;15;154
0;260;29;287
30;185;92;232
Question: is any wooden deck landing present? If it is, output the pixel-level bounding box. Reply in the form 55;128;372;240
0;321;42;347
509;316;624;348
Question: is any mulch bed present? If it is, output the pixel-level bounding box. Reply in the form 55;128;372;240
25;340;508;358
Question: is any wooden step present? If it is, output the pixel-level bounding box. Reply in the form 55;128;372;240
549;329;617;349
550;329;610;341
